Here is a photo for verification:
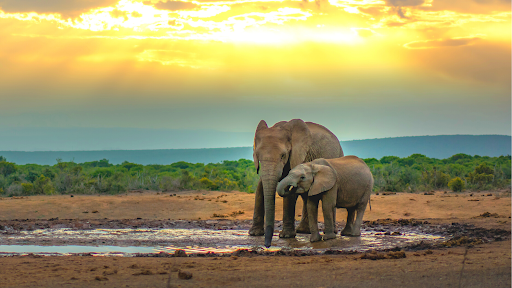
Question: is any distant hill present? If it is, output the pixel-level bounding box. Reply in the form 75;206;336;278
0;135;509;165
0;147;253;166
340;135;511;159
0;127;253;151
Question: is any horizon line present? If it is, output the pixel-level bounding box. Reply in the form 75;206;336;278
0;134;509;153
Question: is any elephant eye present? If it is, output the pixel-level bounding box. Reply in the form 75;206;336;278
281;154;286;160
300;176;305;180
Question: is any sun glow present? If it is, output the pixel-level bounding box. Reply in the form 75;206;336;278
0;0;509;69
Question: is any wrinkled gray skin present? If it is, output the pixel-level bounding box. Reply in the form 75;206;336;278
249;119;343;247
277;156;373;242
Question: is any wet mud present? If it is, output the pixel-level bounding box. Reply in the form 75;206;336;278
0;218;509;257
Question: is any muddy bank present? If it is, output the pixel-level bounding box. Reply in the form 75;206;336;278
0;218;509;257
0;192;509;288
0;218;254;232
0;240;510;288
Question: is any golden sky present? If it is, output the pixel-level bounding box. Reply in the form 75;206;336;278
0;0;510;143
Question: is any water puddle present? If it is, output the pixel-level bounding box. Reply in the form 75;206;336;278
0;245;155;256
0;227;445;256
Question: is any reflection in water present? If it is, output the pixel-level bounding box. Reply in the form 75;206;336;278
0;245;155;255
0;227;445;256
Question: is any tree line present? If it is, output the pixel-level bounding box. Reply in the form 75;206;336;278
0;153;509;197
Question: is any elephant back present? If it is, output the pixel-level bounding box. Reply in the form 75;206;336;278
305;122;344;161
329;156;372;207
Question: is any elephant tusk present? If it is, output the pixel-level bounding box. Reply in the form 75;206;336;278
288;186;294;191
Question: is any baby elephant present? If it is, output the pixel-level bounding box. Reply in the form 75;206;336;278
276;156;373;242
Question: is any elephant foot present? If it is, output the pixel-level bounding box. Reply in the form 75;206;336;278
249;225;264;236
340;228;353;236
323;232;337;240
296;222;311;234
279;228;296;238
310;233;322;242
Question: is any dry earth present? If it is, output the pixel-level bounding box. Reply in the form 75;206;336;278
0;190;510;288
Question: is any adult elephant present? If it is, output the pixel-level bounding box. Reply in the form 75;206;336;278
249;119;343;247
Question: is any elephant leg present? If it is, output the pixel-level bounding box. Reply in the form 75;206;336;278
307;195;321;242
340;208;355;236
249;179;264;236
352;202;368;236
321;193;336;240
279;194;297;238
296;194;311;234
332;207;338;234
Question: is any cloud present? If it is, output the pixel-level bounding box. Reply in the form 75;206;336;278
358;6;380;14
298;0;332;11
145;0;199;10
419;0;511;14
396;7;407;18
385;0;425;19
314;0;329;9
137;49;220;68
0;0;118;18
110;9;128;21
385;0;425;6
404;35;483;49
386;22;407;27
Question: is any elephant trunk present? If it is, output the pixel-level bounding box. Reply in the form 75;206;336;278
261;164;280;248
276;176;296;197
263;177;278;248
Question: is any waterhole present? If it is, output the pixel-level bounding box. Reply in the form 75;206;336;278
0;227;445;256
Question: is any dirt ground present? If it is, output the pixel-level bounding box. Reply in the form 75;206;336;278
0;190;510;288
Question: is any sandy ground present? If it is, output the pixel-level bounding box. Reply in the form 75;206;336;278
0;190;510;224
0;190;510;288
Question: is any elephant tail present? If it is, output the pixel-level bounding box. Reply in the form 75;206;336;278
367;176;374;211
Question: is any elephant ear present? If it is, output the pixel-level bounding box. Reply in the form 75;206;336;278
253;120;268;174
309;164;336;196
285;119;312;168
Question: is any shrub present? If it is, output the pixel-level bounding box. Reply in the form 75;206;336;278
0;155;508;195
435;172;450;188
199;177;215;190
42;168;56;180
159;177;181;191
121;162;143;171
380;156;400;164
6;184;22;196
0;161;16;177
21;183;34;195
448;177;465;192
467;163;494;187
34;175;55;195
90;168;113;178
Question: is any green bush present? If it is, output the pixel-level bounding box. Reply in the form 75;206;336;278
199;177;215;190
0;155;508;195
448;177;465;192
33;175;55;195
467;163;494;187
0;161;16;177
21;183;34;195
380;156;400;164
